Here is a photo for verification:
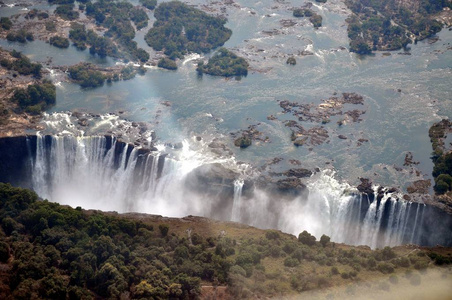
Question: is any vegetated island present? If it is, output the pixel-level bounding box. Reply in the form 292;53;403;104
344;0;452;54
0;0;151;63
429;119;452;212
145;1;232;68
196;48;249;78
0;183;451;299
293;6;323;29
0;48;56;136
65;63;146;88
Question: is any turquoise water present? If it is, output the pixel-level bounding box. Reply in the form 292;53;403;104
2;0;451;189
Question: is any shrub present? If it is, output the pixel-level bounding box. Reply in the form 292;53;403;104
0;17;12;30
284;257;299;267
157;58;177;70
394;256;410;267
282;242;297;254
298;230;316;246
331;266;339;275
436;174;452;186
320;234;330;247
140;0;157;10
229;265;246;277
6;30;34;43
413;261;428;270
434;180;449;194
49;36;70;48
269;245;281;258
159;224;169;237
381;247;396;260
265;230;280;240
377;262;394;274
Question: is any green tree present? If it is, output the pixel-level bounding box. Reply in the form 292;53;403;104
159;224;169;237
298;230;316;246
320;234;330;247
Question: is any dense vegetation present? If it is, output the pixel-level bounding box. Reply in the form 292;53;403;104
140;0;157;10
25;9;49;20
0;17;12;30
55;4;80;21
429;120;452;194
69;23;119;58
157;57;178;70
0;50;42;77
10;81;56;114
6;30;34;43
0;184;450;299
129;7;149;30
234;136;252;148
84;0;150;62
286;57;297;65
293;8;322;28
196;48;248;77
145;1;232;60
68;63;106;88
49;36;70;48
344;0;449;54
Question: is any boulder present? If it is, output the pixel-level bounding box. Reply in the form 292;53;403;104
283;168;312;178
274;178;307;197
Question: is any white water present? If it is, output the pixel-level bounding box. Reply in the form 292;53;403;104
231;179;244;222
30;134;424;248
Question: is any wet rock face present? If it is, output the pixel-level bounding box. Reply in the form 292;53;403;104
282;168;312;178
0;136;34;188
185;163;240;220
274;178;307;197
357;178;374;200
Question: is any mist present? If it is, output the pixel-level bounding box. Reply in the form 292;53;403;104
22;130;452;249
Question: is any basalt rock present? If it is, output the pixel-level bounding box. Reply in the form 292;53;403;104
185;163;240;220
274;178;308;197
357;178;374;201
283;168;312;178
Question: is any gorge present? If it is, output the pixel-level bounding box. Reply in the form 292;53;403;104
1;113;451;249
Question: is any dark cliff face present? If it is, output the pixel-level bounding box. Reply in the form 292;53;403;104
184;163;239;221
0;136;35;188
1;135;451;247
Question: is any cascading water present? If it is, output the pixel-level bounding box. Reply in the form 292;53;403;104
26;132;436;249
231;179;244;222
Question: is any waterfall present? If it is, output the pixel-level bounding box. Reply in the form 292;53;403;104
231;179;244;222
29;135;429;249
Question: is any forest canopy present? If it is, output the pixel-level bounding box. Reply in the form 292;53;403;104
345;0;448;54
0;183;450;299
196;48;248;77
145;1;232;60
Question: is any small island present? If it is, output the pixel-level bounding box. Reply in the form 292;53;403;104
145;1;232;60
344;0;449;54
293;7;323;29
286;57;297;65
196;48;248;78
